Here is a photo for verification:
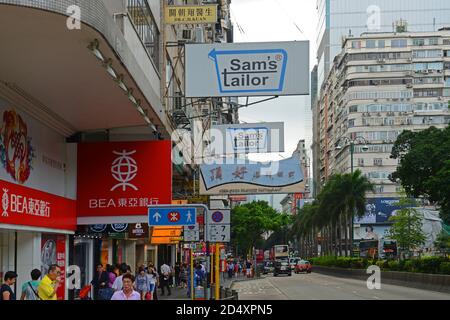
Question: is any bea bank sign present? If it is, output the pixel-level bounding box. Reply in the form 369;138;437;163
185;41;309;97
77;141;172;217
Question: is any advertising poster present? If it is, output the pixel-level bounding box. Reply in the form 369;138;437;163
41;234;66;300
354;198;402;224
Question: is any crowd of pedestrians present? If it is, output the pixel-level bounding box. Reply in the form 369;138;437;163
226;259;254;279
0;259;209;301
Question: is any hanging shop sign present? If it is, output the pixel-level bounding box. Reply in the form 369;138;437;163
199;155;305;195
165;5;217;24
0;179;76;231
207;122;284;155
185;41;309;97
77;141;172;217
128;223;149;239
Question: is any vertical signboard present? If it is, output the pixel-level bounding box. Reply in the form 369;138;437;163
41;234;66;300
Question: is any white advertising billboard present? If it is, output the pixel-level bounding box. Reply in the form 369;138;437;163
0;97;70;198
208;122;284;155
199;155;305;195
185;41;310;97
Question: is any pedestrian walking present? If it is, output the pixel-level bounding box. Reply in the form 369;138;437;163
38;264;62;300
175;262;181;288
111;273;140;300
112;264;128;291
180;263;188;289
194;264;205;287
159;262;171;296
234;262;239;278
0;271;17;300
135;267;151;300
91;264;109;300
246;260;252;278
20;269;41;300
106;264;117;288
227;261;234;279
146;263;158;300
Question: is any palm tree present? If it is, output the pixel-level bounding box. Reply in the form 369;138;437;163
339;170;375;256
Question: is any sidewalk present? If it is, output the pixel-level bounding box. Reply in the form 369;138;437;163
158;273;261;300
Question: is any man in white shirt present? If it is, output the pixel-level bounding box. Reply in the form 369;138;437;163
111;274;140;300
112;264;128;291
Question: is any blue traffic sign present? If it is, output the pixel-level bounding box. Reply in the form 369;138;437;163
148;207;197;226
211;211;224;223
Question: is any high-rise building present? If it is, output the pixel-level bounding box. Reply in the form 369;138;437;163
317;29;450;198
317;0;450;92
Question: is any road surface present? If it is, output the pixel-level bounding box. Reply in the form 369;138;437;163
232;272;450;300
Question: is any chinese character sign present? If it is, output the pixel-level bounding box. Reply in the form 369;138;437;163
77;141;172;217
0;179;76;231
165;5;217;24
199;155;305;195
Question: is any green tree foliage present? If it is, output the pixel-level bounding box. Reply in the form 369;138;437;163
388;197;426;259
231;200;291;257
289;170;374;258
390;126;450;224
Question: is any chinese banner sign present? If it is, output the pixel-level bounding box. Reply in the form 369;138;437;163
77;141;172;217
199;155;305;195
0;179;76;231
41;234;66;300
165;5;217;24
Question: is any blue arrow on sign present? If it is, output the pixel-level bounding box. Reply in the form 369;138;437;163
148;207;197;226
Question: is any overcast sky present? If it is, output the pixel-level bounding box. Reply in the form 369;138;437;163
230;0;317;162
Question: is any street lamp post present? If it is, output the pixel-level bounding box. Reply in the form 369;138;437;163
335;136;369;256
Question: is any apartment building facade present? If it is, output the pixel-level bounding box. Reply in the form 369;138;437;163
318;29;450;197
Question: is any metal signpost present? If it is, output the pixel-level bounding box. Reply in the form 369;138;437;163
149;204;213;299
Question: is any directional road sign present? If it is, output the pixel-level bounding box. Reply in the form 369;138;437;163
149;207;197;226
184;230;200;242
207;224;231;242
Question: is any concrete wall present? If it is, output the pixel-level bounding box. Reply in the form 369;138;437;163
314;265;450;294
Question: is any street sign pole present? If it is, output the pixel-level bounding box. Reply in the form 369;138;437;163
190;248;194;301
215;243;220;300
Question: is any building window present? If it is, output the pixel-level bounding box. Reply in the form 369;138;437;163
428;38;439;46
348;119;355;128
374;185;384;193
378;40;385;48
374;158;383;166
127;0;160;70
366;40;376;49
352;41;362;49
413;38;425;46
391;39;407;48
412;50;442;59
358;158;364;167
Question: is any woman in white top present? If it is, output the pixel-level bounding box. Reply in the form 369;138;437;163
147;263;159;300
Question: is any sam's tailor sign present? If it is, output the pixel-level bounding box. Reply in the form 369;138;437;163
185;41;310;97
77;141;172;217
